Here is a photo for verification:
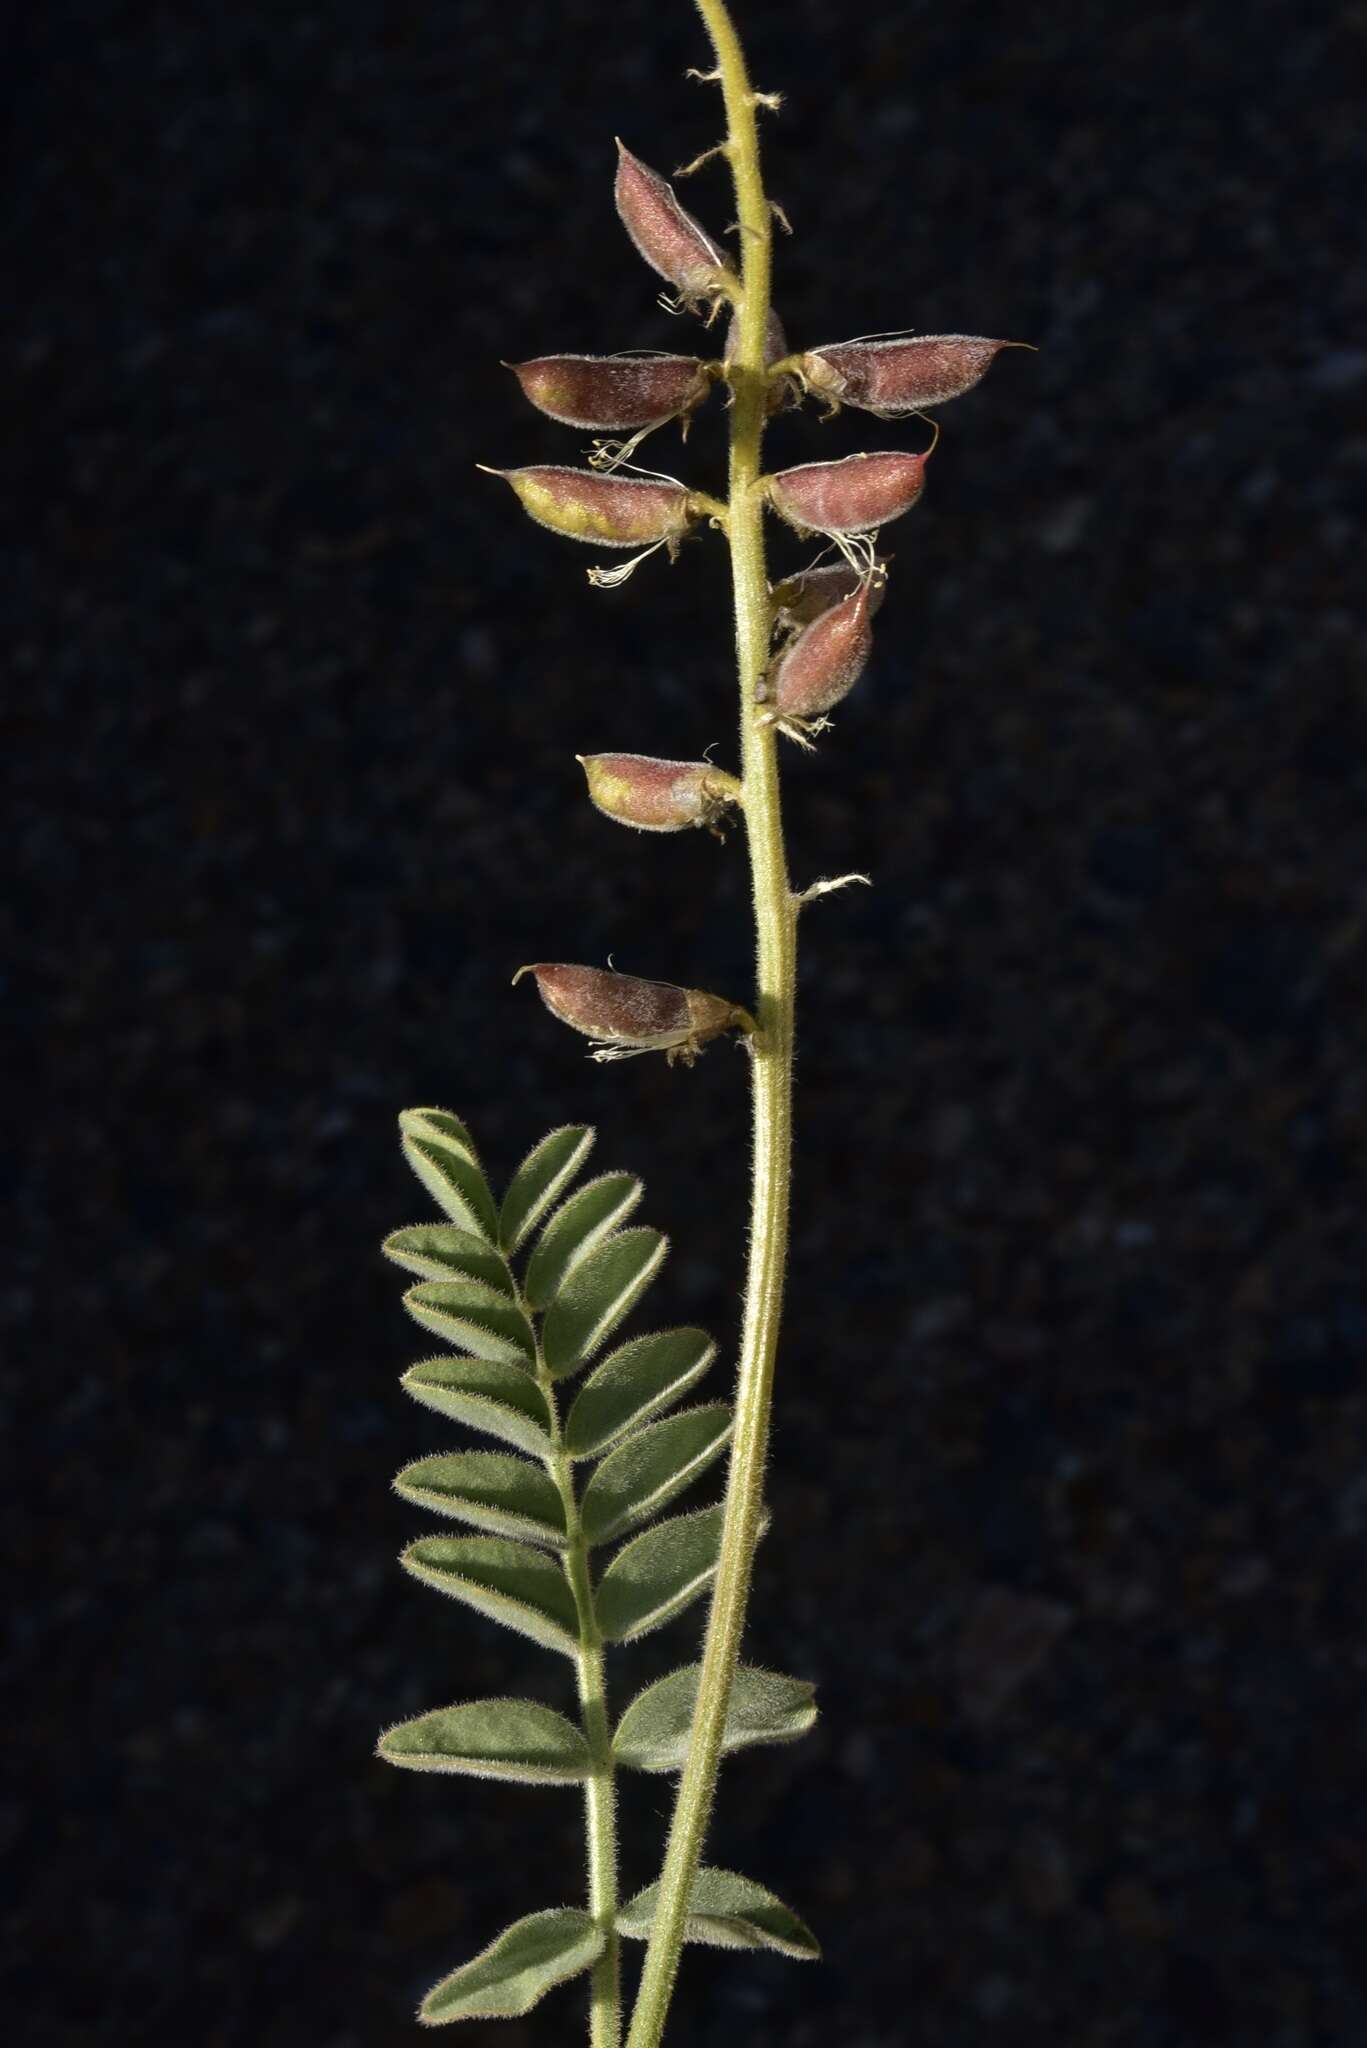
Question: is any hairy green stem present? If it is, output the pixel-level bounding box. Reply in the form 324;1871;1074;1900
626;3;793;2042
534;1323;621;2048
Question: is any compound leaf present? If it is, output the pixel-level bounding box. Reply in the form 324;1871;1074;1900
395;1452;567;1548
579;1406;732;1547
379;1699;592;1785
404;1279;536;1368
564;1328;718;1459
401;1534;579;1657
617;1868;819;1961
500;1125;595;1254
594;1504;723;1643
541;1228;667;1379
383;1224;515;1296
400;1356;552;1457
419;1907;603;2024
400;1108;500;1244
524;1173;643;1313
613;1663;817;1773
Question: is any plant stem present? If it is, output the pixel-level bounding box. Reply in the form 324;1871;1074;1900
626;4;793;2043
538;1342;621;2047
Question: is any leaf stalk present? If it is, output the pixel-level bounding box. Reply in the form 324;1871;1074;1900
536;1314;622;2048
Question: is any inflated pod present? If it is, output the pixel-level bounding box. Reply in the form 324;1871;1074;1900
577;753;742;834
765;449;931;539
795;334;1020;417
513;963;753;1065
770;558;888;634
768;576;877;723
507;354;713;434
614;141;733;308
722;305;789;369
479;465;697;551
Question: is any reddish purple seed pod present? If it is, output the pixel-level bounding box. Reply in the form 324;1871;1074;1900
723;305;789;369
766;449;931;539
614;140;732;306
577;753;742;834
769;578;877;721
798;334;1019;417
513;963;753;1064
481;464;695;549
507;354;713;433
770;558;888;633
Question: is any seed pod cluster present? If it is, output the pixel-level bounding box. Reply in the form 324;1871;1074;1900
793;334;1019;418
514;964;753;1065
481;114;1022;1067
578;753;743;836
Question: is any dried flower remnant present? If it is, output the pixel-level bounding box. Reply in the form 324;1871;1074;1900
765;441;935;542
614;140;734;313
789;334;1022;418
761;572;882;745
508;354;715;435
578;753;743;836
513;963;754;1065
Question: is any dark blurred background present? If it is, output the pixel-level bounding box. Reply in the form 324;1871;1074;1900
8;0;1366;2041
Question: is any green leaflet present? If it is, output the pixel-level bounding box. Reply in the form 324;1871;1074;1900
595;1504;724;1643
579;1405;732;1547
400;1356;552;1457
613;1663;817;1773
378;1699;592;1784
541;1228;668;1378
617;1868;819;1961
401;1535;580;1657
399;1108;500;1244
524;1172;643;1313
499;1124;595;1254
395;1452;567;1548
564;1328;718;1459
419;1907;603;2024
401;1106;479;1158
383;1223;516;1296
403;1279;537;1367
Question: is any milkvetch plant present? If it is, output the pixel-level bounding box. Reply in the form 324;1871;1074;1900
377;1;1023;2039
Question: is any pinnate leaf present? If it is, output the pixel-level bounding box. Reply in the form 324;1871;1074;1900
383;1223;515;1295
541;1228;667;1378
379;1698;591;1784
617;1868;819;1960
564;1328;717;1459
613;1662;817;1773
404;1279;536;1367
400;1356;552;1457
595;1503;723;1642
579;1406;732;1546
524;1172;642;1312
419;1908;603;2024
499;1125;595;1254
395;1452;567;1547
401;1534;580;1656
400;1108;500;1243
